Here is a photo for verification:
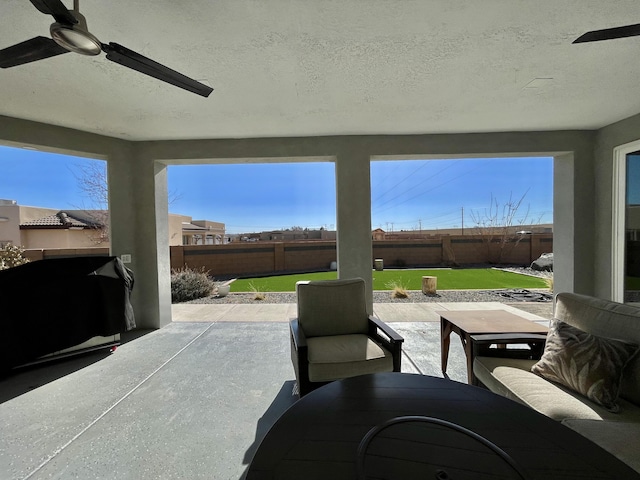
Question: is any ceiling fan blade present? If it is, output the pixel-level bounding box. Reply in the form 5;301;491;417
102;42;213;97
573;23;640;43
29;0;77;25
0;36;68;68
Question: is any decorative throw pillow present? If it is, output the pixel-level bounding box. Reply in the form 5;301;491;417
531;319;640;412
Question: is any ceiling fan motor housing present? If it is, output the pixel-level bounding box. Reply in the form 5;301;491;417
49;11;101;55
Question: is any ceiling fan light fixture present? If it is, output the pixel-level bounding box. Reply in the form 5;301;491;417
50;22;101;55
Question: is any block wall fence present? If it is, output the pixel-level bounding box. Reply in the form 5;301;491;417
170;234;553;277
23;234;552;278
24;247;110;261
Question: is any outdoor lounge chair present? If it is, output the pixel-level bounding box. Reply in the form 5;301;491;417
289;277;403;396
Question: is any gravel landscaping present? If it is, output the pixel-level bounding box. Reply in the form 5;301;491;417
182;267;554;305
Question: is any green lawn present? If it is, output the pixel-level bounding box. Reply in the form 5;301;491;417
229;268;549;292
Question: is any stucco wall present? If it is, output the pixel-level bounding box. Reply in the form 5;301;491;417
594;112;640;299
168;213;190;246
0;203;21;245
21;229;100;249
0;203;59;246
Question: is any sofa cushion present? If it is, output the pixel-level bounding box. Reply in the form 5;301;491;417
554;293;640;405
307;334;393;382
561;419;640;473
531;319;639;412
474;356;640;422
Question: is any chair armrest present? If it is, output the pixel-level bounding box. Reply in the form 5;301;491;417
290;318;307;349
290;318;313;397
368;315;403;372
368;315;404;344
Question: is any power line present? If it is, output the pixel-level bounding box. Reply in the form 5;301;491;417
371;160;431;204
372;160;490;216
372;160;460;211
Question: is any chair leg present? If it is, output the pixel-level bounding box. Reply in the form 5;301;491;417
290;334;312;397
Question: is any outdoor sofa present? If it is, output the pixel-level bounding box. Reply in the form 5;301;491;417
474;292;640;473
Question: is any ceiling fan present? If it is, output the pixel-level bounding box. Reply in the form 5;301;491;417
573;23;640;43
0;0;213;97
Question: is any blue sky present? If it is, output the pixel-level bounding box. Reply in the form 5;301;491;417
629;154;640;205
0;145;554;234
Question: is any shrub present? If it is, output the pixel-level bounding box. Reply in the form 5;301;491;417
248;281;266;301
386;280;409;299
171;267;215;303
0;244;29;270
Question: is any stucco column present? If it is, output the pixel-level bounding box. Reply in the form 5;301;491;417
553;151;595;296
109;150;171;329
335;150;373;312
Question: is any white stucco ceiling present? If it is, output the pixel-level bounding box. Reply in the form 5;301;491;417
1;0;640;141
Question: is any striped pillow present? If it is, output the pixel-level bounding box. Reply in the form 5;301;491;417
531;319;639;412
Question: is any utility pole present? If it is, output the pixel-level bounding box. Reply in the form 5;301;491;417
418;218;422;235
461;207;464;235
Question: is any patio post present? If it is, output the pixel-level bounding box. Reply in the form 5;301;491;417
109;151;171;329
335;149;374;313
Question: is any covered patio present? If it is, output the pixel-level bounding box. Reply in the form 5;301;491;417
1;1;640;477
0;1;639;330
1;300;549;479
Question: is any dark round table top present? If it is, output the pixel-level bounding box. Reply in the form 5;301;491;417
247;373;639;480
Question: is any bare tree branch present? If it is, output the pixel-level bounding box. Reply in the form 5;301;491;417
470;190;535;264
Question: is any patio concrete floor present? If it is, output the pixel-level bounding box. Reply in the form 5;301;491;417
0;301;550;480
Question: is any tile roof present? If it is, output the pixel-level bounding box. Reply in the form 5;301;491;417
181;222;207;231
20;210;106;229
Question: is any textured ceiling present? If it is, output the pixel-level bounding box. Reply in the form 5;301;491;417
1;0;640;141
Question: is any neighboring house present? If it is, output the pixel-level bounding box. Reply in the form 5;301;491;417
181;219;228;245
0;200;225;249
372;228;385;241
258;228;335;242
20;209;107;249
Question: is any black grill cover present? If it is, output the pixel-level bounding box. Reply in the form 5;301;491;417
0;256;135;371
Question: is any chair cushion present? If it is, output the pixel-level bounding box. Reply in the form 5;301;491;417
296;278;369;337
531;319;639;412
307;334;393;382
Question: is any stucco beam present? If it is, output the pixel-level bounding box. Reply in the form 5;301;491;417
135;130;595;162
0;115;127;159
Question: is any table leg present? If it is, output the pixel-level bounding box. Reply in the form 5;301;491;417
440;318;452;373
461;332;474;384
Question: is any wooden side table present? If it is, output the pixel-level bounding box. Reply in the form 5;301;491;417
437;310;548;384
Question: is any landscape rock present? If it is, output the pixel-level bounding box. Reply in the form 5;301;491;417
531;253;553;272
